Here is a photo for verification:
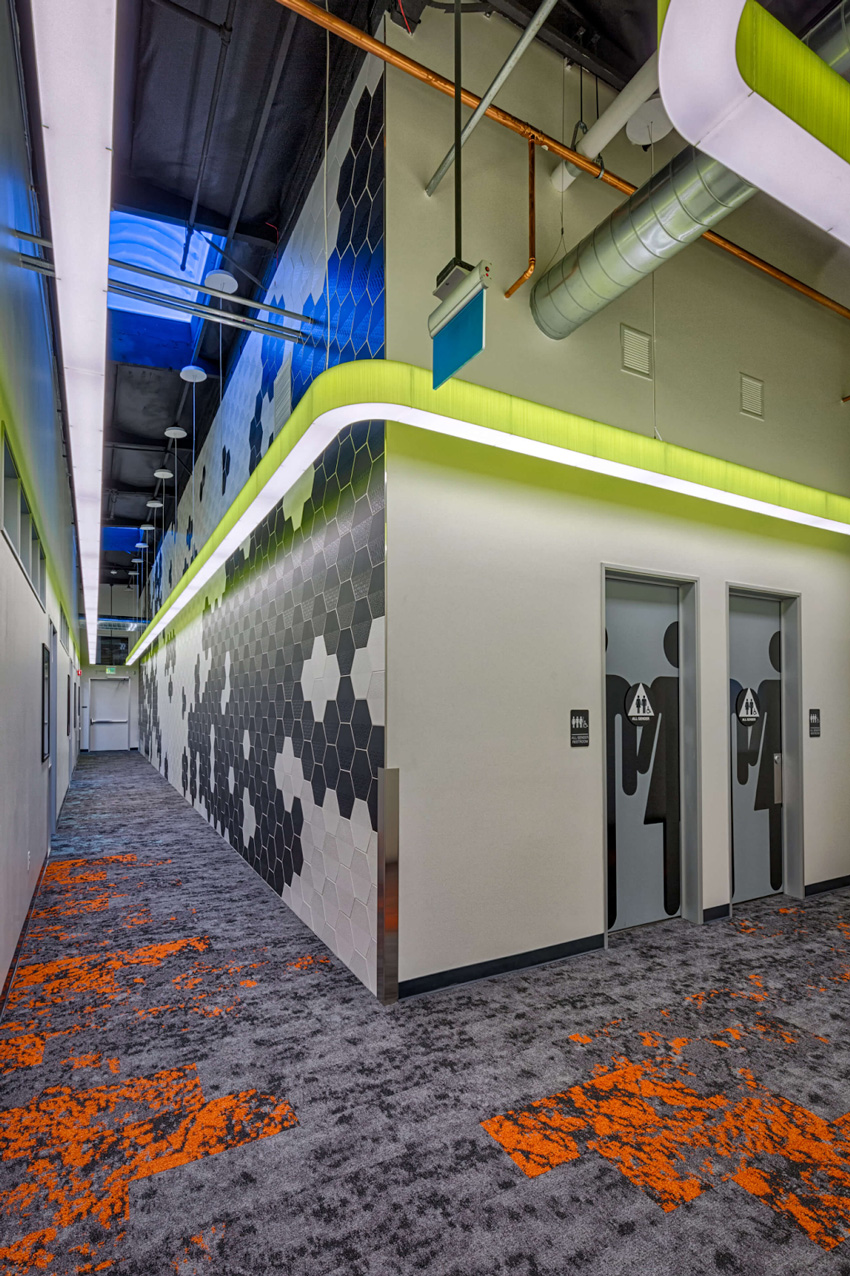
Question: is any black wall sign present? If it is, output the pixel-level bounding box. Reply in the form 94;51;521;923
809;708;821;737
570;710;590;747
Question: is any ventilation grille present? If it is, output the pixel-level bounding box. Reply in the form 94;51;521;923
621;324;652;378
740;373;764;419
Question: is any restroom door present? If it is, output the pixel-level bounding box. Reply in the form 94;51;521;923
729;595;783;903
606;578;681;931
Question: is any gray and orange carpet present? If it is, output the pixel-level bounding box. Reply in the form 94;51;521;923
3;754;850;1274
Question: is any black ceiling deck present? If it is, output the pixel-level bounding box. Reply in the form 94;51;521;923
84;0;843;584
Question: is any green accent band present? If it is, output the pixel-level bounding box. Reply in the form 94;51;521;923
0;397;80;653
736;0;850;165
130;360;850;664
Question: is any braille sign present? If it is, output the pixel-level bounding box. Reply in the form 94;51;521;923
736;687;760;725
809;708;821;737
625;683;654;725
570;710;590;747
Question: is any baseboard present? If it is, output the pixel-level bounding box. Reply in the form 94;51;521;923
703;903;731;922
804;874;850;897
0;849;50;1022
398;933;605;999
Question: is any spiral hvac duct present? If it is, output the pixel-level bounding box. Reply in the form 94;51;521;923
531;2;850;340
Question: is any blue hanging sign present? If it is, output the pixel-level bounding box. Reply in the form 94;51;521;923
432;288;486;390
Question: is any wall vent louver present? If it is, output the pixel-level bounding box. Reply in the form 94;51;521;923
740;373;764;419
621;324;652;378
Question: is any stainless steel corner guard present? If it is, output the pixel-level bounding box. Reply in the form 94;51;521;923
377;768;399;1005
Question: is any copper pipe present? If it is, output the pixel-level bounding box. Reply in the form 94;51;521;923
703;229;850;323
273;0;850;330
270;0;634;193
505;141;536;298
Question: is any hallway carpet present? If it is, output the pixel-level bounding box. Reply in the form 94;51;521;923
3;755;850;1274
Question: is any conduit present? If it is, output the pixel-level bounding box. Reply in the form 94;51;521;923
550;52;659;192
268;0;850;332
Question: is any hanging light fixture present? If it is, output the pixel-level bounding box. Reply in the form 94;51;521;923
154;467;173;479
146;498;163;509
204;269;238;294
165;426;187;439
180;364;207;560
135;540;146;549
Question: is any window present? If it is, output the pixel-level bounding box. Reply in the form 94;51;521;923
60;611;69;653
2;435;48;607
3;441;19;550
67;673;71;736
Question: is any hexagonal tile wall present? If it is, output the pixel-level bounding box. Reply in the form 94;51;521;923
140;421;385;994
146;57;384;612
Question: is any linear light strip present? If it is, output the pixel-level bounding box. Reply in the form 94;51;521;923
30;0;117;657
127;399;850;666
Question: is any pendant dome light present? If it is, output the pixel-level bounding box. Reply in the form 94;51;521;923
165;426;187;439
204;269;238;294
154;467;173;480
180;364;207;560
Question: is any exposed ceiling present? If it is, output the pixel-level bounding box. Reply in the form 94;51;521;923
19;0;840;599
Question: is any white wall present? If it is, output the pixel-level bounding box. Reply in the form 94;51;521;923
0;539;80;988
385;422;850;983
384;10;850;498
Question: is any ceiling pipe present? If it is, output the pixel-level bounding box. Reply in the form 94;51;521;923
271;0;850;334
108;257;314;322
532;147;756;338
108;281;306;340
551;52;658;193
179;0;237;271
531;0;850;339
426;0;559;197
505;139;535;297
168;10;296;520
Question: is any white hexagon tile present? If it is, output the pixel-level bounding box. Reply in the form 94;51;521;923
139;59;385;995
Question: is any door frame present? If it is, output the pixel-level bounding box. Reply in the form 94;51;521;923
725;584;804;909
601;565;702;942
89;676;131;751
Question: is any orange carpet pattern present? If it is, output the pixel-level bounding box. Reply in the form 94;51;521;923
0;852;311;1272
484;992;850;1251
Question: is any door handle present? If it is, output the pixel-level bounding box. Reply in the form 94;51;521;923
773;753;783;805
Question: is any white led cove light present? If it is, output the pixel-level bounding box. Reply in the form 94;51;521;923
30;0;117;657
126;400;850;667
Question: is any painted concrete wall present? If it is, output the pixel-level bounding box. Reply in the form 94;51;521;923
383;10;850;499
0;0;80;990
385;422;850;983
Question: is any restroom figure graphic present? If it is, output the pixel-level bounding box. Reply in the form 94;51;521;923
606;620;681;930
730;629;782;893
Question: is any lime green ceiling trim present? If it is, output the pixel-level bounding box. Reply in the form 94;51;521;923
658;0;671;34
736;0;850;165
0;391;80;649
129;361;850;664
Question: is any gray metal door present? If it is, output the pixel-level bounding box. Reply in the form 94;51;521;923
606;578;681;932
729;594;783;903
